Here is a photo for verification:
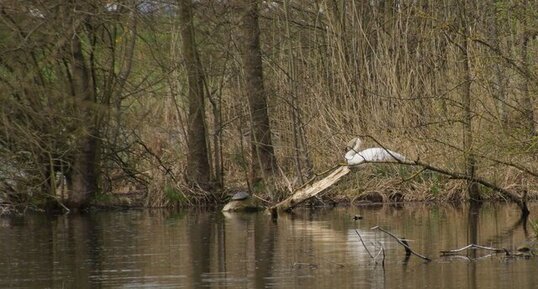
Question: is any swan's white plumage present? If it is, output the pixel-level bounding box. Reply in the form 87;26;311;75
345;137;405;165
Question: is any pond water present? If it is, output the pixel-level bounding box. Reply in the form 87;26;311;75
1;203;537;289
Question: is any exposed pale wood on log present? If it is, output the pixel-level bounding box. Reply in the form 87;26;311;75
270;166;350;214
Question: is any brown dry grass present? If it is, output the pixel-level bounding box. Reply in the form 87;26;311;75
107;1;538;207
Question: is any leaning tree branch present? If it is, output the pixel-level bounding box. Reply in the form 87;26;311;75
350;156;529;216
360;134;530;215
472;37;537;82
366;134;538;180
406;159;528;214
415;135;538;179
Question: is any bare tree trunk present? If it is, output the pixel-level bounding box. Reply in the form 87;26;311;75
520;33;536;136
68;33;99;210
178;0;211;189
460;1;480;202
517;0;536;137
209;94;223;189
113;3;137;131
491;2;509;126
283;0;313;184
239;0;278;191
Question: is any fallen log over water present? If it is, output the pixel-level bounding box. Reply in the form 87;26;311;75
269;165;350;216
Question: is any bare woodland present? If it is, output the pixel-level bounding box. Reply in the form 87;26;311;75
0;0;537;212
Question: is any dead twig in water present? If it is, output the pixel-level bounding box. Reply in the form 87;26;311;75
372;226;432;262
374;241;386;268
354;229;386;266
355;229;375;259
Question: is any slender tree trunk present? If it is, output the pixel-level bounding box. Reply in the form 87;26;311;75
460;1;480;202
178;0;211;188
239;0;278;191
283;1;312;184
520;33;535;136
68;33;99;209
518;0;536;137
113;4;137;136
209;95;223;189
491;2;509;126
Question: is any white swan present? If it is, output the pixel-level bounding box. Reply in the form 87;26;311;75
345;137;405;165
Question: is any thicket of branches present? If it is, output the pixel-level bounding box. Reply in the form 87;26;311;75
1;0;537;212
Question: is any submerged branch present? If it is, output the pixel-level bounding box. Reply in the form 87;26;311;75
440;244;509;256
372;226;432;262
375;241;386;267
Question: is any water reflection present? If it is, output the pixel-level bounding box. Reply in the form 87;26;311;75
1;203;537;289
468;203;480;289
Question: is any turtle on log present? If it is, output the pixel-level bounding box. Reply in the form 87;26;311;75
222;191;263;212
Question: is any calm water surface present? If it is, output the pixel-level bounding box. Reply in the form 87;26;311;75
1;203;537;289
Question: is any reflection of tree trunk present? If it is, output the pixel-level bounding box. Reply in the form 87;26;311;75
178;0;211;188
85;214;103;282
467;203;480;289
188;213;211;287
254;215;276;288
65;214;92;284
239;0;278;191
467;203;480;259
215;213;227;277
467;254;477;289
484;209;529;243
68;34;99;210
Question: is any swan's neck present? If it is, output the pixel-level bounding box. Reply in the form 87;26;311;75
344;150;356;160
345;137;362;160
352;138;362;152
